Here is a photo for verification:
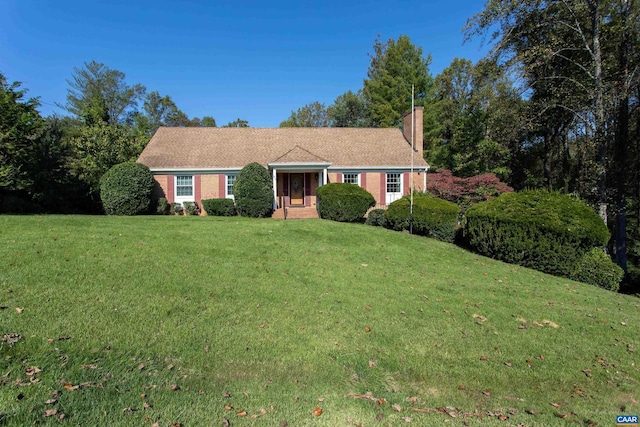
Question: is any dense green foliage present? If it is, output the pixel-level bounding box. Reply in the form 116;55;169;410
363;35;433;127
385;193;460;242
316;183;375;222
201;198;237;216
99;162;155;215
464;191;610;277
365;208;387;227
233;162;273;218
0;73;44;198
156;197;169;215
571;248;624;292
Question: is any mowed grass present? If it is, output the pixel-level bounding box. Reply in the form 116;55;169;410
0;216;638;426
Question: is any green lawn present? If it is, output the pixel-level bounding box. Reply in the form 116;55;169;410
0;215;638;426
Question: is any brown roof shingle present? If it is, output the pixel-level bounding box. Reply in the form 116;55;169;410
137;127;429;170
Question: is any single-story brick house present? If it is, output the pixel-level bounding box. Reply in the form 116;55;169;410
137;107;429;218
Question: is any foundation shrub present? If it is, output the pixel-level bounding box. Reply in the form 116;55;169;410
385;193;459;242
202;198;236;216
316;183;375;222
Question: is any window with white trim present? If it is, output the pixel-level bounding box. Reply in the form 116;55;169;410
176;175;193;197
385;172;402;204
386;173;401;193
342;172;360;186
226;174;236;198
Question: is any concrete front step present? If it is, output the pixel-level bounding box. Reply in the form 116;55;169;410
273;207;319;219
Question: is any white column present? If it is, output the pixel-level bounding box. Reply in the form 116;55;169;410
323;168;328;186
272;168;277;209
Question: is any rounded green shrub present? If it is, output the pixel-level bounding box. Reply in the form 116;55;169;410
365;208;387;227
385;193;459;242
100;162;155;215
463;190;609;277
571;248;623;291
234;162;273;218
316;183;375;222
202;198;237;216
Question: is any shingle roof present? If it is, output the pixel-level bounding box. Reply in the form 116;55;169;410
137;127;429;170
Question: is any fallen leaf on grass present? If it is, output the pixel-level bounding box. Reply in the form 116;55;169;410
482;391;491;396
1;333;21;345
15;307;23;313
554;412;571;419
45;399;57;405
313;407;323;416
364;326;371;332
25;367;42;376
81;364;97;369
392;404;402;412
224;404;233;410
237;409;247;417
44;408;58;417
549;402;561;407
170;385;180;391
473;314;487;322
63;382;79;391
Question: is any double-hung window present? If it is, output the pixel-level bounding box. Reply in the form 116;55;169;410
226;174;236;199
342;172;360;186
176;175;193;197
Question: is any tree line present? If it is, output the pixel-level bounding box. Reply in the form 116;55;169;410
1;61;250;213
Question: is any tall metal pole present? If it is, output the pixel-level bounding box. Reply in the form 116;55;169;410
410;85;414;235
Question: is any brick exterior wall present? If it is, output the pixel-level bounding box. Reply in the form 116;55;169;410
200;174;222;200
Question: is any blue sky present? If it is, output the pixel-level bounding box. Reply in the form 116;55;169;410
1;0;490;127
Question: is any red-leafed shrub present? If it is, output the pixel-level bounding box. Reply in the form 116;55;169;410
427;169;513;208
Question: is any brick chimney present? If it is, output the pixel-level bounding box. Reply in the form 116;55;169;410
402;106;423;154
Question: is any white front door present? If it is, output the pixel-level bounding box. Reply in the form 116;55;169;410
385;173;402;205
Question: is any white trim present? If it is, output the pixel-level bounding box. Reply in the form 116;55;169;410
151;167;242;174
342;172;361;186
225;174;236;200
328;165;428;172
267;162;331;171
174;175;194;205
385;172;403;205
272;168;277;209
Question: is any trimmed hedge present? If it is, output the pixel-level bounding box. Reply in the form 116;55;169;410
570;248;623;292
385;193;459;242
365;209;387;227
202;198;236;216
234;163;273;218
100;162;155;215
316;183;375;222
463;190;610;277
